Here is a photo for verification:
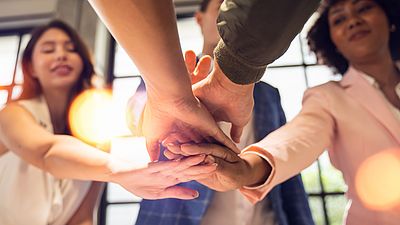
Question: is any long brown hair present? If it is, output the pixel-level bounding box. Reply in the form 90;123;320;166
19;19;94;100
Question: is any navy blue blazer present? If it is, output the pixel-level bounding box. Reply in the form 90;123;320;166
135;81;314;225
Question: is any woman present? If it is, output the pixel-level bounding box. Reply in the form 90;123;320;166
165;0;400;224
0;20;215;225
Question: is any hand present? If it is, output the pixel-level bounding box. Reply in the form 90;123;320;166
108;154;218;199
185;52;255;143
164;143;271;192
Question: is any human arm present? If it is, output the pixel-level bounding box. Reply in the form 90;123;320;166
89;0;237;160
0;104;216;199
166;87;334;201
215;0;321;84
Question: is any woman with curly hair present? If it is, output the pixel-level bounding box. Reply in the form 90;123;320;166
165;0;400;224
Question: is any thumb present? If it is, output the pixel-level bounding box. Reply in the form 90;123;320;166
230;125;244;144
192;55;212;84
184;50;197;75
146;139;161;162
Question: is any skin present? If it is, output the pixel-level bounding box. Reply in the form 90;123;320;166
88;0;252;158
167;0;400;193
0;28;215;207
328;0;400;108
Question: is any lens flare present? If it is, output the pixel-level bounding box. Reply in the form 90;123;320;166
69;89;114;151
355;149;400;211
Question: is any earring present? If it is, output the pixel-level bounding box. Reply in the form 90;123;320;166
390;24;396;32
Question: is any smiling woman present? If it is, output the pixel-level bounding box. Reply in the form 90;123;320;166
0;20;214;225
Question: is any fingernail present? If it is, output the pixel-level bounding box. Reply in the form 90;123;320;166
212;163;218;167
193;191;199;198
173;157;181;162
204;155;215;164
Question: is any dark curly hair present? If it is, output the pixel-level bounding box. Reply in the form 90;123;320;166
307;0;400;74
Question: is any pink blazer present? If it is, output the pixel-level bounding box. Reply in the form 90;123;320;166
241;67;400;225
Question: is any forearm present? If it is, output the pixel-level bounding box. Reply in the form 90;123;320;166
43;135;114;182
89;0;193;100
215;0;320;84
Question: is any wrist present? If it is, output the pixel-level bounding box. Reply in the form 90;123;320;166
211;61;254;97
240;153;272;187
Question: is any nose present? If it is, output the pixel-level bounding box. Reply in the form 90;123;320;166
55;47;67;61
347;12;363;30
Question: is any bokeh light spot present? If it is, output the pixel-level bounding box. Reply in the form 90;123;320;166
69;89;114;150
355;149;400;211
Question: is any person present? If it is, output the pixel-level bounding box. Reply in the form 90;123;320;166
0;20;216;225
165;0;400;224
87;0;321;161
135;1;314;224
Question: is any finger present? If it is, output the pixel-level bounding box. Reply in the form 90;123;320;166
155;186;199;200
185;50;197;75
188;172;216;181
230;125;244;144
181;143;240;163
146;139;160;162
163;149;184;160
192;55;212;84
179;163;218;176
163;142;186;156
147;154;206;173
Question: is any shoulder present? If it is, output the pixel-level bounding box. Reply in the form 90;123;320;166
0;102;36;123
304;81;345;100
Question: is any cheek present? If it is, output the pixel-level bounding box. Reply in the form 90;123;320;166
71;55;84;76
31;55;52;78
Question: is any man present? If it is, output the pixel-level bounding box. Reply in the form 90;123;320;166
135;1;314;224
88;0;321;168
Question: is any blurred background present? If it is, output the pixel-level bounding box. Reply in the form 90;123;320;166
0;0;347;224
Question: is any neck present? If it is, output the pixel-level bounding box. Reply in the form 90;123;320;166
42;88;72;132
201;41;218;56
351;54;399;87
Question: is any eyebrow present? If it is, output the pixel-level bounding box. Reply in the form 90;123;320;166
329;0;365;15
39;40;73;46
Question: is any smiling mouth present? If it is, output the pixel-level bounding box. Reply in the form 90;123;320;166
349;30;371;42
52;65;73;75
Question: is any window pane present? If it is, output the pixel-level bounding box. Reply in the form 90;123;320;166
14;34;32;84
107;183;142;203
0;90;8;105
0;36;19;86
261;67;307;121
309;197;326;225
108;137;149;203
112;77;142;136
12;85;22;100
326;195;348;225
269;36;303;67
320;152;347;193
301;13;319;65
306;65;342;88
113;45;141;77
106;204;140;225
302;161;322;193
177;17;202;55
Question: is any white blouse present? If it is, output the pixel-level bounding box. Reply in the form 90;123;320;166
0;97;91;225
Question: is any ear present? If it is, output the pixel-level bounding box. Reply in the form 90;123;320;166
29;64;38;78
195;12;203;27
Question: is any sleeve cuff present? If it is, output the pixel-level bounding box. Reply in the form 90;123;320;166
214;40;266;85
240;145;276;190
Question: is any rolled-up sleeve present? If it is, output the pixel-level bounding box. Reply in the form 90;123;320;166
214;0;320;84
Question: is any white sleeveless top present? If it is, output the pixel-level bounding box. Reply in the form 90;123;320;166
0;96;91;225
